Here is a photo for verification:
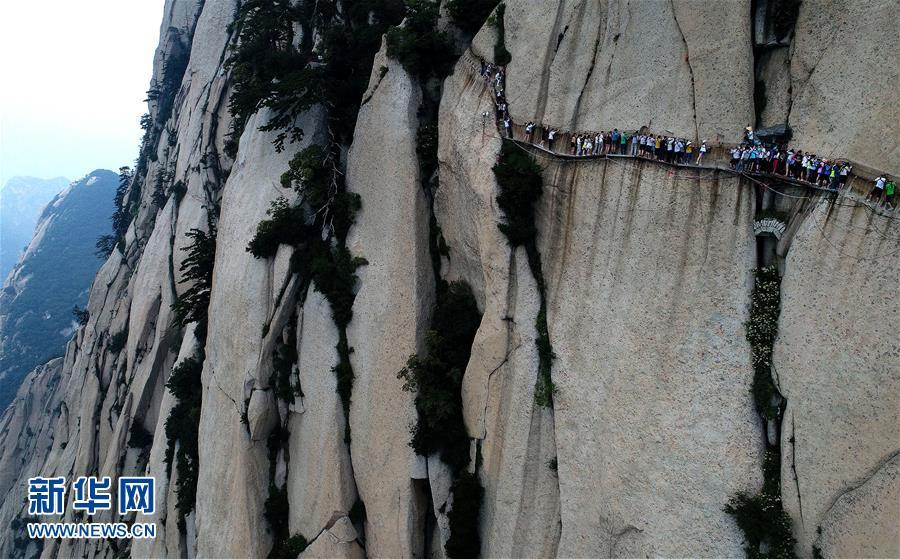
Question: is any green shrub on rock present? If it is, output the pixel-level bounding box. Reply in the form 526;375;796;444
533;305;558;407
225;0;408;153
127;421;152;449
727;263;797;559
224;0;308;154
281;145;331;203
493;141;544;246
172;222;217;338
446;0;501;35
246;198;307;259
272;331;301;404
745;266;782;419
493;140;557;407
270;534;308;559
445;471;485;559
164;356;203;531
385;0;455;78
491;3;511;65
724;449;797;559
416;121;440;181
397;281;481;472
249;148;364;438
108;329;128;354
72;306;90;326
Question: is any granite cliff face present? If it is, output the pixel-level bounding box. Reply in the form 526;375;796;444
0;1;897;559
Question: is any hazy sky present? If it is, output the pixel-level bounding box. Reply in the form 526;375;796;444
0;1;166;187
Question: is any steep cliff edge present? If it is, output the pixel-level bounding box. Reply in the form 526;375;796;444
0;1;897;558
786;0;899;176
482;0;754;142
775;200;900;558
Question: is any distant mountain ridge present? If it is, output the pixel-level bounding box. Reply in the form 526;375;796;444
0;169;116;411
0;176;70;278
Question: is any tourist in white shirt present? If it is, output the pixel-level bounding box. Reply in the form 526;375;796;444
867;175;886;201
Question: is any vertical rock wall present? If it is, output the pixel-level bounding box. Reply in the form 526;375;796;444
437;40;762;555
540;159;760;558
195;107;324;558
437;55;563;559
344;48;433;558
775;200;900;558
787;0;900;175
288;287;357;541
478;0;754;142
0;358;65;559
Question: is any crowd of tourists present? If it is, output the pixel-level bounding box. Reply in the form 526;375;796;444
481;61;512;136
728;145;851;188
547;129;709;166
483;61;703;167
732;126;893;207
517;122;708;166
726;126;853;191
480;59;894;209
